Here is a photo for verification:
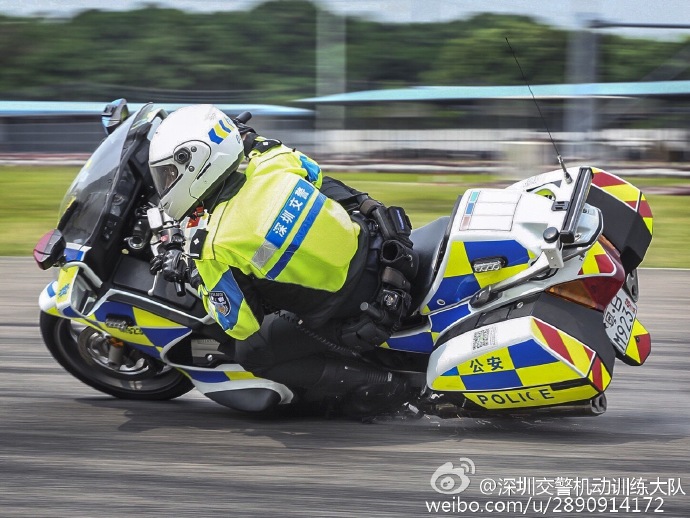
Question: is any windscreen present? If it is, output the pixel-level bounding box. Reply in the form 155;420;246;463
57;114;137;245
56;104;164;246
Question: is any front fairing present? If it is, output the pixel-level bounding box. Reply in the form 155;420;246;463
39;104;168;323
58;113;135;246
57;104;165;249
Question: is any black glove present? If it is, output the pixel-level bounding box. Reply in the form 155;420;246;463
231;118;255;137
151;248;202;286
188;267;203;290
161;248;188;284
150;226;186;276
149;252;165;275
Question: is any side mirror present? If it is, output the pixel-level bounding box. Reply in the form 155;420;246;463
33;229;66;270
146;207;164;233
101;98;130;135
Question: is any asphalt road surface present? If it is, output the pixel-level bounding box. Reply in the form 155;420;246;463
1;258;688;517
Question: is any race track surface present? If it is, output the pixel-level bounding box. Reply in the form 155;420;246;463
0;258;688;517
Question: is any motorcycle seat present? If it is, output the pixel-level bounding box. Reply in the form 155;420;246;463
409;216;450;311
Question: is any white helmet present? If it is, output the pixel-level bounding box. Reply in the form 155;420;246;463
148;104;245;220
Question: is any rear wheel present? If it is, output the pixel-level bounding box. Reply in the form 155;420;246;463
40;312;193;400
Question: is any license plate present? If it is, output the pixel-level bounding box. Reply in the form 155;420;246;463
604;288;637;355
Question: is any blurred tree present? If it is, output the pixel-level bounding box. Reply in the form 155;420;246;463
422;14;569;85
0;2;685;103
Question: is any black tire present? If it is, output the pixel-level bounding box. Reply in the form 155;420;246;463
40;312;194;400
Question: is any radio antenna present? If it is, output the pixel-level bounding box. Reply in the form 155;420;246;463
505;37;571;182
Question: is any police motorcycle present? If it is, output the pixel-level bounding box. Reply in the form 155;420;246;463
34;100;653;417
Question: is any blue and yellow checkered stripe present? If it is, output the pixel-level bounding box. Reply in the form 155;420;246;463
431;338;582;392
90;301;191;353
181;367;257;383
385;301;473;353
424;239;532;313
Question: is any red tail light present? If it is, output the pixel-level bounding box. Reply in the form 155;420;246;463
547;237;625;311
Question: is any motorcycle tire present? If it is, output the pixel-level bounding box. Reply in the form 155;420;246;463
40;312;194;400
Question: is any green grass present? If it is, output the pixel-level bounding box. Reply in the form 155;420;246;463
329;172;498;227
0;166;79;257
3;166;689;267
642;195;690;268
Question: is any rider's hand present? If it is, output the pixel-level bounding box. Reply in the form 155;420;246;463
188;267;203;290
149;252;165;275
161;248;188;284
231;118;255;137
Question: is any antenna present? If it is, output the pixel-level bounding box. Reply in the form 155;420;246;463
505;37;571;182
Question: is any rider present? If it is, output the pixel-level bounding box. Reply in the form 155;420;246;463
148;104;418;414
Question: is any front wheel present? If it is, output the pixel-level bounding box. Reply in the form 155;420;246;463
40;312;193;400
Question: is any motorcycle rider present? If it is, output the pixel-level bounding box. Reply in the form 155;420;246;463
148;104;418;415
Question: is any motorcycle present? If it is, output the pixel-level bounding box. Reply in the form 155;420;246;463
34;100;653;418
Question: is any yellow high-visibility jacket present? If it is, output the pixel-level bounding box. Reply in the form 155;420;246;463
194;140;362;340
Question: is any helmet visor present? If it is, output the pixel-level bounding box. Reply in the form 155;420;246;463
151;163;181;197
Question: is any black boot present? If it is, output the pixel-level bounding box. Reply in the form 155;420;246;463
306;359;410;417
341;375;410;418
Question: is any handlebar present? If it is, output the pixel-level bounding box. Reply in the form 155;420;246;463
234;111;252;124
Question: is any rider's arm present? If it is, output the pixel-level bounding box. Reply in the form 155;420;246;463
245;139;323;188
196;264;263;340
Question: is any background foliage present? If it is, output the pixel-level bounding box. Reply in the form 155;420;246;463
0;2;688;103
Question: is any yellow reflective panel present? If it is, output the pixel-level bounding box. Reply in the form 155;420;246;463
444;241;473;278
132;307;183;328
624;318;651;365
431;374;466;391
225;371;257;381
516;361;582;387
55;266;79;306
602;183;640;205
464;384;599;409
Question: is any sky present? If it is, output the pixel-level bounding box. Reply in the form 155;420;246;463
1;0;690;40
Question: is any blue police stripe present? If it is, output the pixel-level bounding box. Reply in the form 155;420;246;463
209;269;244;332
266;192;326;280
61;306;79;318
94;301;135;323
442;366;460;376
64;248;85;262
430;301;472;333
299;155;321;183
186;370;232;383
465;191;479;216
386;331;435;353
428;275;480;313
508;339;559;369
461;369;523;391
47;282;56;298
208;128;223;144
265;179;315;249
218;117;233;133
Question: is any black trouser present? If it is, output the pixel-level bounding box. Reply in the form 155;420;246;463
234;313;394;401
